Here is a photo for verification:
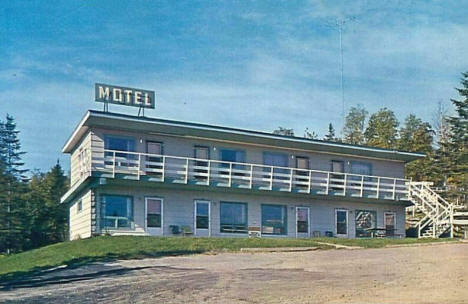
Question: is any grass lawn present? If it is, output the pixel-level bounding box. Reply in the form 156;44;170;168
0;236;458;282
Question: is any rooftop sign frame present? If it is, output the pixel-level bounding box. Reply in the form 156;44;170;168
95;83;155;109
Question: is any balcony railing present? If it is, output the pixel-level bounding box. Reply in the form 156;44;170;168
88;149;410;201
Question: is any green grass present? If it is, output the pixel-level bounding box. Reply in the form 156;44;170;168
0;236;459;282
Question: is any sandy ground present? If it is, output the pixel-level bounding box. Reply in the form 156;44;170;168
1;242;468;304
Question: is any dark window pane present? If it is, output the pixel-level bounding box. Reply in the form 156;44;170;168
262;204;287;235
196;216;209;229
147;214;161;227
336;210;347;235
197;203;209;216
101;195;133;229
220;202;247;233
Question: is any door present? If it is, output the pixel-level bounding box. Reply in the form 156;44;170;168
296;207;310;238
335;209;348;237
384;212;396;236
194;200;211;236
146;141;163;177
145;197;163;235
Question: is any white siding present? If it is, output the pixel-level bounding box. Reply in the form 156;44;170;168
94;186;406;238
69;190;92;239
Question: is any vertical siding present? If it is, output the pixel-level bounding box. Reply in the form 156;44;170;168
70;131;92;186
69;190;92;239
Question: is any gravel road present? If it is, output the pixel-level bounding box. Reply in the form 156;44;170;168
1;242;467;304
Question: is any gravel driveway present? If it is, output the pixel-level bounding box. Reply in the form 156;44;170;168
1;242;467;304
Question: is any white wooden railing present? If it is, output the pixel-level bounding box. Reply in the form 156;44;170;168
86;149;410;201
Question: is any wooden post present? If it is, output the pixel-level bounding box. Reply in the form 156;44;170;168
376;177;380;199
307;170;312;194
112;151;116;178
161;156;165;182
206;160;211;186
360;175;364;197
185;158;189;184
343;173;347;196
289;168;293;192
249;165;253;189
325;172;330;195
229;162;233;187
137;153;141;180
392;179;397;200
270;166;273;190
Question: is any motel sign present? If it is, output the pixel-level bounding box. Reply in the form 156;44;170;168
95;83;155;109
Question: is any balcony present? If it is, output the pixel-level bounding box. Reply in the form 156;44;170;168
78;149;410;201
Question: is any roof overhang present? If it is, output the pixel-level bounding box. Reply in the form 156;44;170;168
62;110;426;162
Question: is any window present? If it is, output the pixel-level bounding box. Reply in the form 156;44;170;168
350;161;372;176
146;198;162;228
220;202;248;233
262;204;287;235
105;136;136;152
384;212;396;236
296;207;309;234
101;195;134;229
77;200;82;214
195;201;210;229
331;160;344;173
194;146;209;159
146;141;163;176
355;210;377;238
220;149;245;163
336;209;348;236
104;136;136;167
147;141;163;155
264;152;288;167
296;156;309;170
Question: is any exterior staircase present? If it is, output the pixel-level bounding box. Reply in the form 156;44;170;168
407;182;468;238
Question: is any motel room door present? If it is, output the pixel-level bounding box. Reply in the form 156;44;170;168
335;209;349;238
296;207;310;238
145;197;163;235
194;200;211;237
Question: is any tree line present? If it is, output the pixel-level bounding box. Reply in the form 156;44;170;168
0;115;69;254
274;72;468;205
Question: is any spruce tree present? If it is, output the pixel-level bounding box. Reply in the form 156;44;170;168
0;114;28;180
324;123;338;142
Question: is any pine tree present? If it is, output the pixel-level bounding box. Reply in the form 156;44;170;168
324;123;338;142
343;105;368;145
364;108;399;149
0;114;28;180
442;72;468;203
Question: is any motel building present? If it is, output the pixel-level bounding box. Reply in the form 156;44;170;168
60;85;463;240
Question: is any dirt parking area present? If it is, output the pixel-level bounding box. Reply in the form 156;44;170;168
1;242;468;304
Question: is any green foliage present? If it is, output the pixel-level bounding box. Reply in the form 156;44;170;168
304;127;318;139
273;127;295;137
364;108;399;149
0;115;27;180
343;105;368;145
324;123;338;142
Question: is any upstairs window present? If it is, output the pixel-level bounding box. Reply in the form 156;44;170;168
104;136;135;152
263;152;288;168
220;149;245;163
194;146;210;159
350;161;372;176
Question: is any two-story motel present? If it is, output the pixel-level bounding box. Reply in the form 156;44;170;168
60;110;425;240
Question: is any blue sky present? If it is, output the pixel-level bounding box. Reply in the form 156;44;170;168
1;1;468;173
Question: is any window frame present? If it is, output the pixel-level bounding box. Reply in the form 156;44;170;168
295;206;310;236
104;134;136;152
349;161;373;176
194;200;211;234
295;156;310;170
261;204;288;236
100;194;134;230
146;140;164;155
145;197;163;229
77;199;83;214
335;208;349;237
384;211;397;236
219;201;248;234
194;145;210;159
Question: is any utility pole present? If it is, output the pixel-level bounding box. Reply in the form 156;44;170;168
326;17;356;138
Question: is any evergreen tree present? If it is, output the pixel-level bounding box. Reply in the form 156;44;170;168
25;162;69;248
324;123;338;142
364;108;399;149
0;114;28;180
343;105;368;145
440;72;468;203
